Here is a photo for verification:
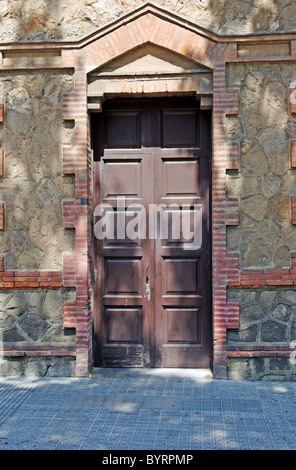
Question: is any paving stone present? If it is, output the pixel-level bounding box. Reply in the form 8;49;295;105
0;370;296;450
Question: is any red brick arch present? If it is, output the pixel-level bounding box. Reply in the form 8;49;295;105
59;4;241;378
82;15;215;73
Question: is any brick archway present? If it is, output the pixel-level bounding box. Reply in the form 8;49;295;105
59;3;240;378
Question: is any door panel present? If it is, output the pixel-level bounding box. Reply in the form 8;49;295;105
93;98;212;368
162;110;200;147
161;159;200;198
162;258;200;295
106;307;142;343
93;104;153;367
163;308;201;343
104;258;142;295
104;111;141;148
103;160;143;198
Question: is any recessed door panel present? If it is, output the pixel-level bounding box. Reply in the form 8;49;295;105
105;307;142;343
105;111;141;148
101;209;145;247
163;308;201;344
103;160;142;199
162;110;199;147
104;258;142;296
162;258;199;295
161;158;200;199
159;206;202;247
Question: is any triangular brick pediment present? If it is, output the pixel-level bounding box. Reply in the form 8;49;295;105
79;2;218;73
90;43;210;76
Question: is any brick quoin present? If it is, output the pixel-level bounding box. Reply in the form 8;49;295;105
0;149;4;177
0;102;3;123
62;61;92;377
291;196;296;226
228;251;296;289
290;140;296;168
0;256;63;289
212;61;240;379
0;203;5;231
290;86;296;114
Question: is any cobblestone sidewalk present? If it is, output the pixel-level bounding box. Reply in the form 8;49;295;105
0;369;296;450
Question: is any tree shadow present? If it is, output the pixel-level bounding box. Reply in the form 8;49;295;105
0;1;292;43
0;371;296;450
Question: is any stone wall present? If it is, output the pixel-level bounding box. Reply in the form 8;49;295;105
0;71;75;270
227;289;296;381
224;63;296;380
0;289;75;376
226;63;296;269
0;70;76;376
0;0;295;42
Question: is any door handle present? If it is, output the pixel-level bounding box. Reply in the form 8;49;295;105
145;263;150;302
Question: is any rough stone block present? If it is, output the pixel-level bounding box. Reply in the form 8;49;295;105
227;359;253;381
261;321;286;342
269;358;290;371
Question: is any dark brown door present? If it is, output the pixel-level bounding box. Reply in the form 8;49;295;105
93;98;212;368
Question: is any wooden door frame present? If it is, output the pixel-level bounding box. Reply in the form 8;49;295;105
91;97;213;369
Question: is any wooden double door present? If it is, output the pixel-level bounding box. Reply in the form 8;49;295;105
93;98;212;368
